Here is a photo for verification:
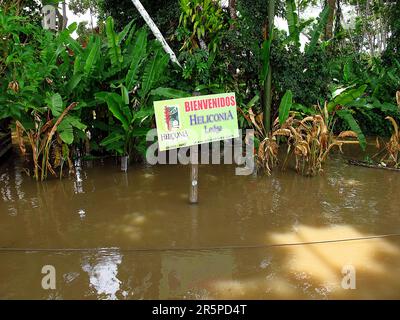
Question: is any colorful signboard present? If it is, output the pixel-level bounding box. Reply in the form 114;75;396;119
154;92;239;151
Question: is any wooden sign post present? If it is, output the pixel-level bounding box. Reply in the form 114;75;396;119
189;146;199;204
189;92;200;204
153;92;239;205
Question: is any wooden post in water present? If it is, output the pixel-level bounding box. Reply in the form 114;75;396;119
189;91;200;204
189;145;199;204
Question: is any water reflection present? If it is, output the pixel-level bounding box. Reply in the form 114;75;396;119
81;250;122;300
73;159;85;194
78;209;86;220
1;171;13;202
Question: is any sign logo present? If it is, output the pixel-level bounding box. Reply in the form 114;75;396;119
164;105;180;131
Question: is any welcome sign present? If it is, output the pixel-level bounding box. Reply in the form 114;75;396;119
154;92;239;151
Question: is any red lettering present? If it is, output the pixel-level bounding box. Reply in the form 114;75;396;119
230;95;236;106
185;95;236;112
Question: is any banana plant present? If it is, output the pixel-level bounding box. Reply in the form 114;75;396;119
284;1;330;54
285;0;301;48
284;0;316;49
95;86;151;157
96;83;189;158
276;86;368;150
260;0;275;133
305;5;330;56
16;93;86;180
95;18;190;159
105;16;123;70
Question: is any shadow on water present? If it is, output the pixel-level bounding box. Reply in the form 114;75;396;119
0;146;400;299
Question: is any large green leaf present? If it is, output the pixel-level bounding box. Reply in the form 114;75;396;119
109;92;132;124
132;108;154;123
66;74;82;95
246;94;260;109
121;85;129;105
336;110;367;150
105;16;123;68
108;97;129;131
73;55;82;75
64;21;78;33
94;91;109;102
59;27;83;55
95;92;130;131
48;93;63;117
124;21;138;47
125;28;147;91
306;6;330;56
286;0;300;48
343;60;352;82
84;36;100;77
279;90;293;125
140;48;169;98
67;115;87;131
150;87;191;99
380;102;398;112
100;131;125;155
332;85;353;99
57;119;74;145
368;97;398;113
57;115;87;145
100;131;125;146
328;85;367;111
298;18;314;34
118;20;135;45
130;127;150;137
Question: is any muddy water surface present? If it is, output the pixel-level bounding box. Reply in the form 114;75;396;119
0;148;400;299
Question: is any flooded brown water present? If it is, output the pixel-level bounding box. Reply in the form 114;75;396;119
1;144;400;299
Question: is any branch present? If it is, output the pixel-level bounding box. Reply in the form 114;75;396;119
130;0;182;68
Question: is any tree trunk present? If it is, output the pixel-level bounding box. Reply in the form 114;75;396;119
378;0;385;52
365;0;375;56
61;1;68;30
229;0;237;20
263;0;275;134
325;0;336;40
130;0;182;67
90;7;94;31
